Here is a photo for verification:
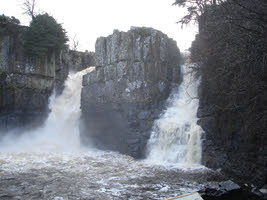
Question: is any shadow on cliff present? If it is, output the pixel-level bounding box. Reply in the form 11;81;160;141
79;105;131;155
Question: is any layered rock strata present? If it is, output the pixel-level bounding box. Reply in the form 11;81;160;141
0;33;56;131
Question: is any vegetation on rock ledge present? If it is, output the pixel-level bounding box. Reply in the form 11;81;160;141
0;15;21;38
22;13;68;59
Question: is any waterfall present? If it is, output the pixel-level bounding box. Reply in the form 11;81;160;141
0;67;95;153
146;63;203;166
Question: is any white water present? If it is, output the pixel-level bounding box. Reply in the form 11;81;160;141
0;66;220;200
146;64;203;166
0;67;95;153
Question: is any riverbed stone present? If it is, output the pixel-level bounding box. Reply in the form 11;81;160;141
199;180;243;200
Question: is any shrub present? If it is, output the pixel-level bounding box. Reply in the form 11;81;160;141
0;15;20;37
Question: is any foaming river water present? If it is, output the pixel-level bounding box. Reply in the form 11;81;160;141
0;150;225;200
0;67;225;200
146;64;203;166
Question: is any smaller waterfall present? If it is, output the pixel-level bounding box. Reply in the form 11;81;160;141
146;63;203;166
0;67;95;153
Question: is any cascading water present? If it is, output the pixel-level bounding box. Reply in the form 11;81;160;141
146;62;203;166
0;64;224;200
0;67;95;153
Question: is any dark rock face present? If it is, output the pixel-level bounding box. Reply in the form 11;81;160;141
191;3;267;187
199;180;242;200
199;180;267;200
54;48;70;94
0;29;93;132
81;27;181;158
0;34;55;132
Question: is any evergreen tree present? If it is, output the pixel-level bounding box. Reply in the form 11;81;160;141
23;13;68;58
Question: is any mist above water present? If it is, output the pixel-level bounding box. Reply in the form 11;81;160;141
146;63;203;167
0;67;95;153
0;62;217;200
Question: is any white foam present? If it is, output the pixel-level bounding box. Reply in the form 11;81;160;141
0;67;95;153
146;63;203;167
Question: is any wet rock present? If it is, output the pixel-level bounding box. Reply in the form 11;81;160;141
199;180;242;200
138;111;151;120
81;27;181;158
260;188;267;195
200;180;267;200
220;180;241;191
259;188;267;199
196;4;267;187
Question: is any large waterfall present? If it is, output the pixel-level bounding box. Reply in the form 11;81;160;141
0;67;95;153
146;63;203;166
0;65;223;200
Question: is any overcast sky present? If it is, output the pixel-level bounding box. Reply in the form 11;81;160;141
1;0;198;52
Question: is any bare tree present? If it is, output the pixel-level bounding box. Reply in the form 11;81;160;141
70;34;80;51
22;0;37;20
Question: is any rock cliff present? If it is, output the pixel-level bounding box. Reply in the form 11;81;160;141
0;20;94;132
191;2;267;186
81;27;181;158
0;30;57;131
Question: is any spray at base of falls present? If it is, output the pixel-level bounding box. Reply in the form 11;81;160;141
0;67;95;153
0;64;225;200
146;63;203;167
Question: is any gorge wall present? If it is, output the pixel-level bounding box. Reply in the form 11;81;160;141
191;1;267;186
0;17;94;132
0;27;55;131
81;27;181;158
55;49;95;94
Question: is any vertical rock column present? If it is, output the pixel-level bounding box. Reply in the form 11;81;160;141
81;27;181;158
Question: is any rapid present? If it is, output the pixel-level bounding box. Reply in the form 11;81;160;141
0;66;223;200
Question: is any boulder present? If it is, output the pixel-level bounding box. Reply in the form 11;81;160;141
199;180;242;200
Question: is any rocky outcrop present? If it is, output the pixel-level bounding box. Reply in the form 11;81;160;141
81;27;181;158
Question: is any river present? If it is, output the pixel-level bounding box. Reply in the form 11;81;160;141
0;67;225;200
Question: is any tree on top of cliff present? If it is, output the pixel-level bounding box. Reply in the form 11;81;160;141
23;13;68;58
0;15;20;36
173;0;220;25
